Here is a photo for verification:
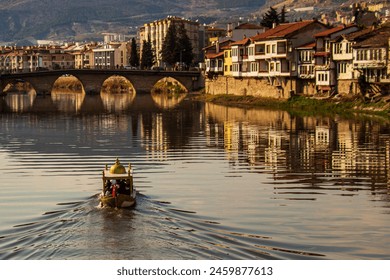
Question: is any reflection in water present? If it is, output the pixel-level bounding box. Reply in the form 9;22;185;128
204;103;390;189
151;92;187;109
0;96;390;259
51;90;85;113
100;92;136;112
3;91;36;112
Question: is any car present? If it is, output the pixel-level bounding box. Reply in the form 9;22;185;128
151;66;164;71
124;65;138;70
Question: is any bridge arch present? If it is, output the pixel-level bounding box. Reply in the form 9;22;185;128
101;75;136;95
51;75;86;113
151;77;188;109
52;74;85;93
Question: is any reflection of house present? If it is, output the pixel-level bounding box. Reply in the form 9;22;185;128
315;126;330;151
224;121;240;152
264;128;286;170
332;123;357;176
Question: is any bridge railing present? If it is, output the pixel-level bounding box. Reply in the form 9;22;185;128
0;65;201;75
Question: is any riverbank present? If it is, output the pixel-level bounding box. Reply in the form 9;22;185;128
190;93;390;120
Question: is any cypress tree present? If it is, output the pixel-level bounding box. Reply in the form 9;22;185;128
161;23;178;66
279;5;287;23
129;37;139;67
176;23;194;67
261;7;280;28
140;37;154;69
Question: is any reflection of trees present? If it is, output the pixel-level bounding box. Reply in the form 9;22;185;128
139;101;203;159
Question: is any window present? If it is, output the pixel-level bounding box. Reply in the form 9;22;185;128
255;44;265;54
299;50;313;62
337;62;347;74
277;41;287;54
269;62;275;72
334;43;342;54
276;62;280;72
271;44;276;54
248;47;254;56
346;43;352;53
251;62;258;72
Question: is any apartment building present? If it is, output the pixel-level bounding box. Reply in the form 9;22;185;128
0;46;75;73
92;42;129;69
139;16;200;66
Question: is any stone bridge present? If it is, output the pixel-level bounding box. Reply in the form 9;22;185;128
0;69;204;95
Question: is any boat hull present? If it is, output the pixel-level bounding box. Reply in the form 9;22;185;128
99;193;136;208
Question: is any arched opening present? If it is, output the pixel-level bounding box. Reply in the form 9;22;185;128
51;75;85;113
151;77;187;109
2;79;37;112
100;75;136;112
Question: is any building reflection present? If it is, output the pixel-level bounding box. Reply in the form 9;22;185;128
204;102;390;189
51;89;85;113
151;92;187;109
100;91;135;112
3;91;36;112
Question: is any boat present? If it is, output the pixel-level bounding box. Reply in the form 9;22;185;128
99;158;136;208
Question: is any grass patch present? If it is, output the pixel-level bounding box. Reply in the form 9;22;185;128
191;93;390;120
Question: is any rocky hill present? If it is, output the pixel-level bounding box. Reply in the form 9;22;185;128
0;0;265;44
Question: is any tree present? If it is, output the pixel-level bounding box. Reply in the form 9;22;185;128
129;37;139;67
140;37;154;69
161;23;178;66
279;5;288;23
161;22;194;68
176;23;194;67
261;7;279;28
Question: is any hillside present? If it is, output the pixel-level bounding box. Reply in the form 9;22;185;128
0;0;265;43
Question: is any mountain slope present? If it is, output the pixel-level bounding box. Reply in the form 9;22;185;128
0;0;265;42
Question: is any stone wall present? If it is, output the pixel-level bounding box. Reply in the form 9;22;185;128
337;79;360;96
205;76;296;99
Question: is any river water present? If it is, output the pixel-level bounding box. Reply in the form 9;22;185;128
0;90;389;260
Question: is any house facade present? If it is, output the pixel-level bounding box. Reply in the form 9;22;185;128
204;21;390;98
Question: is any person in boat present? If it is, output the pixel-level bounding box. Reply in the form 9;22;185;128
117;180;127;195
104;180;112;196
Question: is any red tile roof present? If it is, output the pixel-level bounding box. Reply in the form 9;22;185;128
231;37;251;46
235;23;264;30
314;24;357;37
296;41;316;49
251;20;317;41
205;52;224;59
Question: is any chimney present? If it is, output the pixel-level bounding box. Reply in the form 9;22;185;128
272;22;277;29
